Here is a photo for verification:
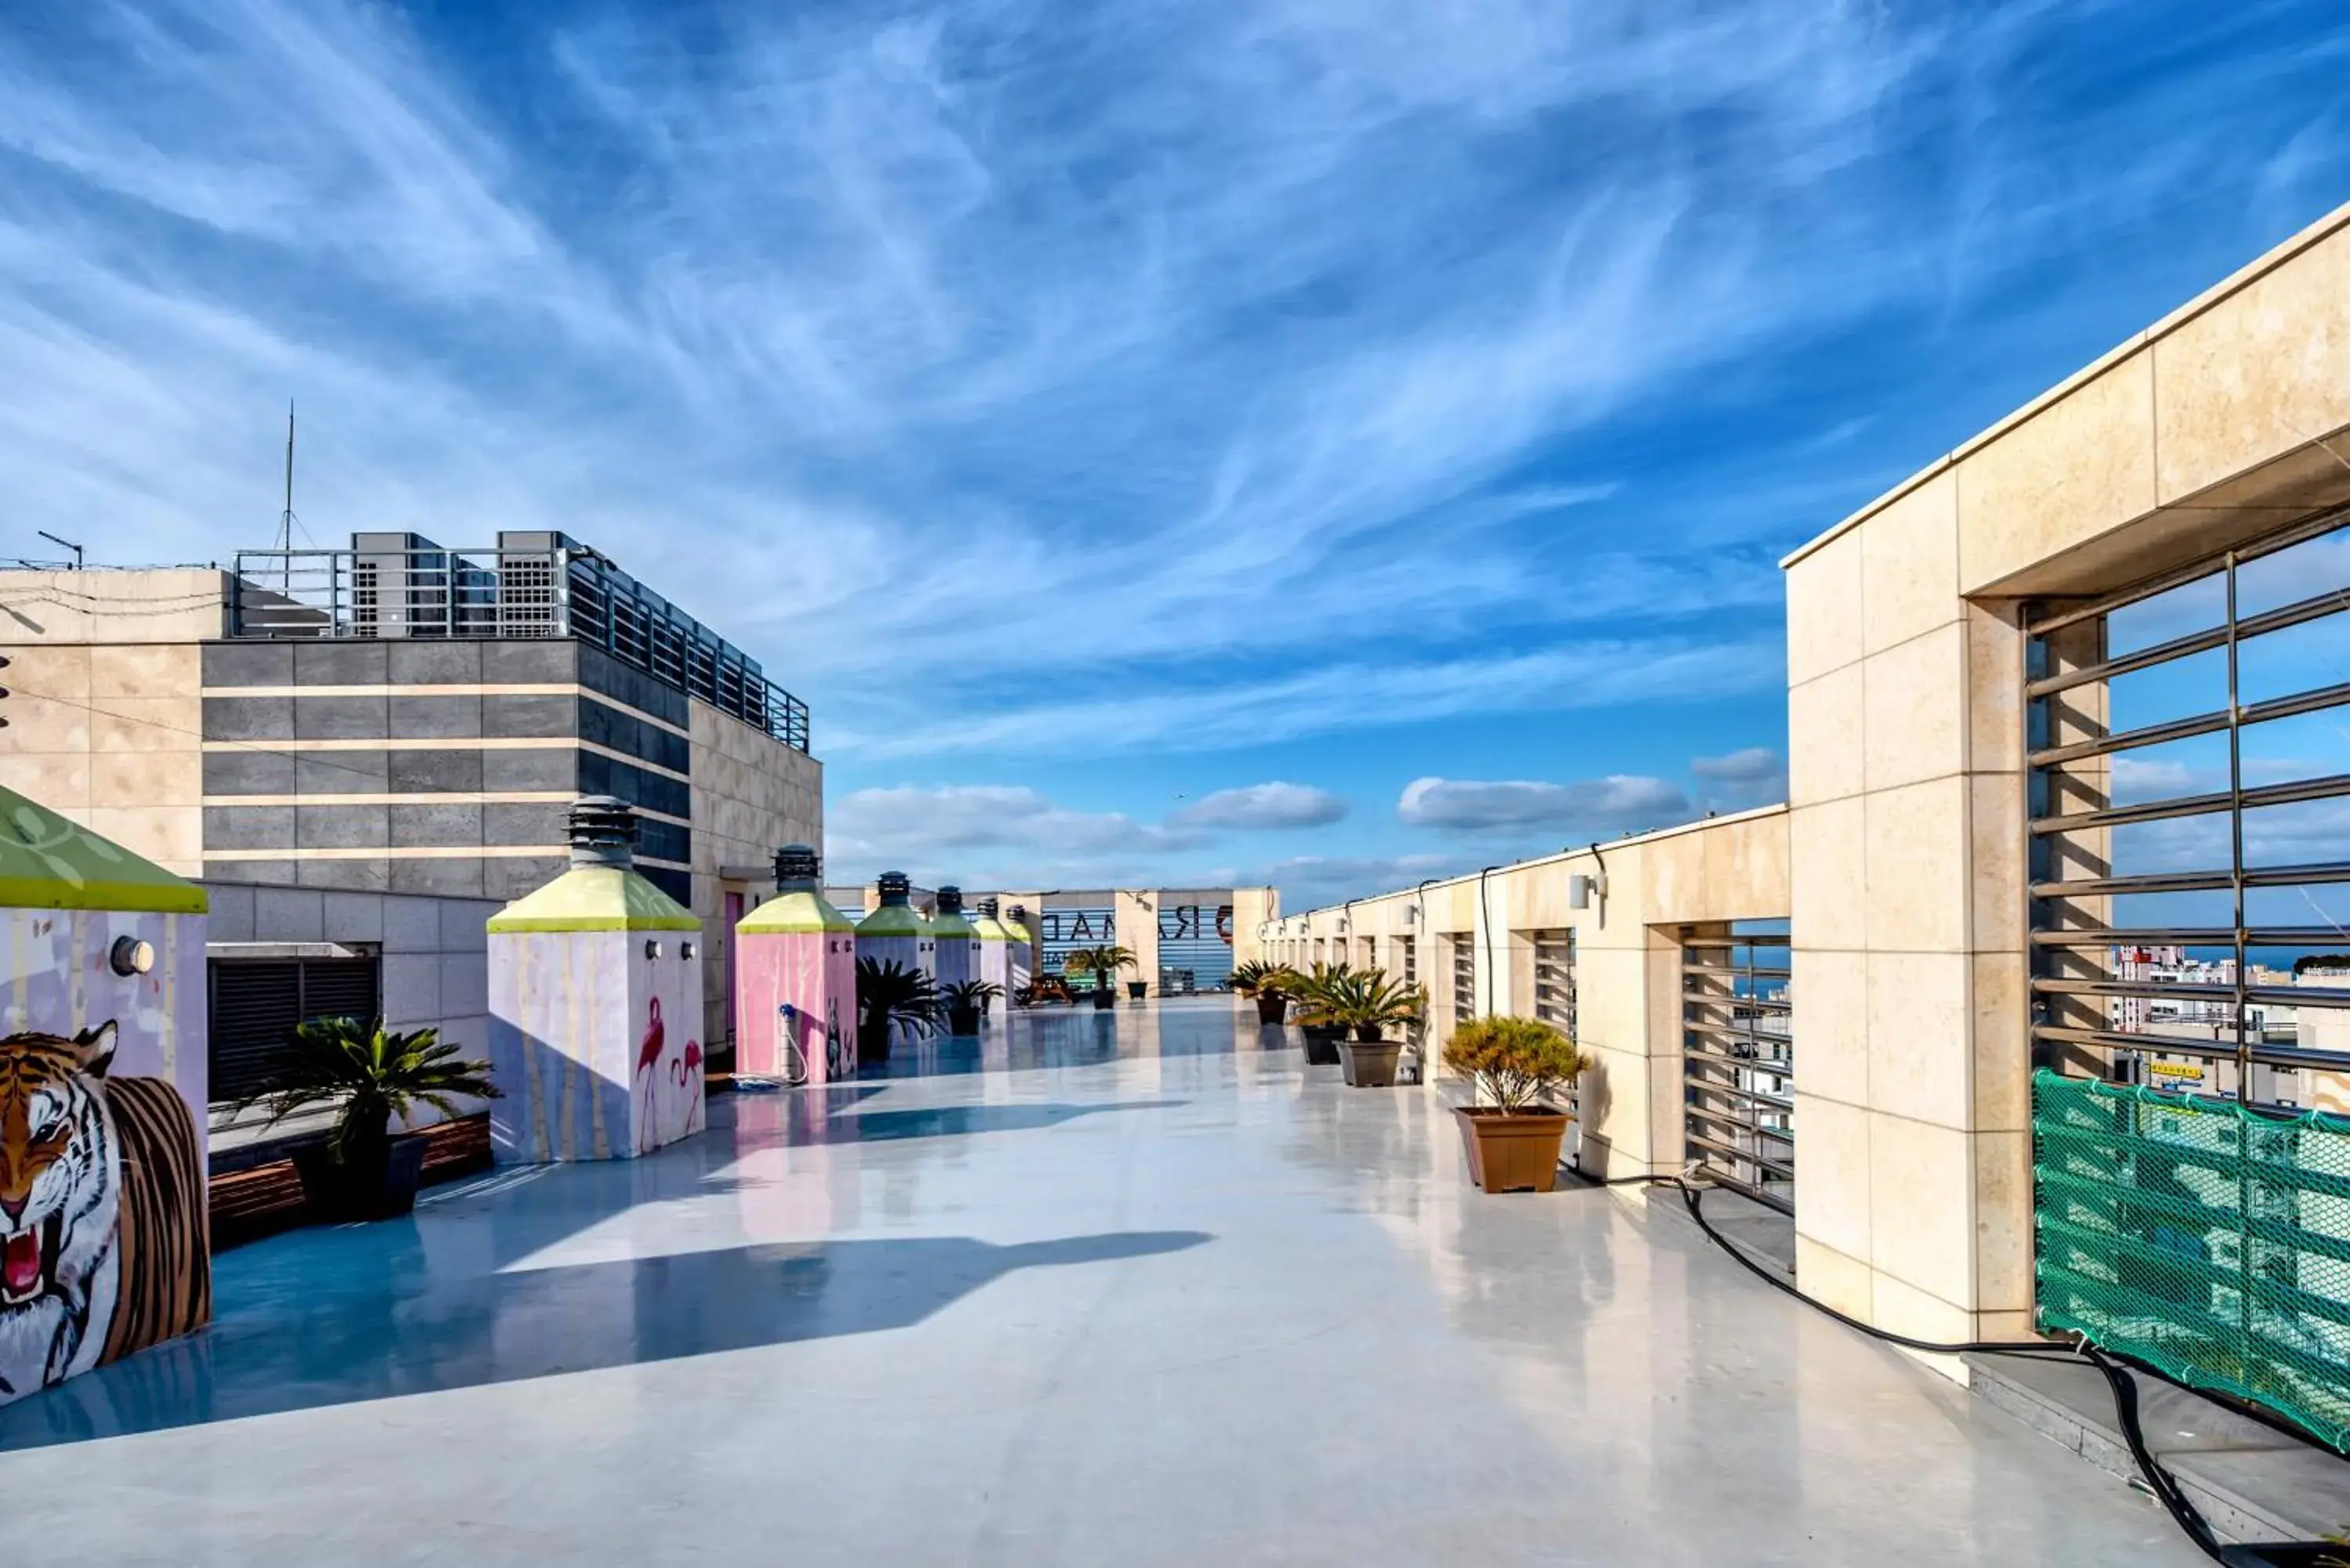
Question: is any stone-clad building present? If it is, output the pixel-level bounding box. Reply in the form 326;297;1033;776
0;530;821;1055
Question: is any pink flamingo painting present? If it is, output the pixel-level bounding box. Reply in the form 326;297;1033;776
678;1039;704;1131
635;995;666;1147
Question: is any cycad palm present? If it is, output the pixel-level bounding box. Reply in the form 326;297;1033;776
1062;944;1137;993
238;1017;500;1165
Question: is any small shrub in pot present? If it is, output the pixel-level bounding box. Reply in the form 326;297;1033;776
1442;1016;1590;1193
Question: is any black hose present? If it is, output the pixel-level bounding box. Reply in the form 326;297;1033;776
2081;1342;2225;1561
1477;865;1499;1014
1618;1174;2078;1358
1607;1174;2229;1561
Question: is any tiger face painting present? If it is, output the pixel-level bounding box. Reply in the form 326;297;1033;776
0;1021;208;1406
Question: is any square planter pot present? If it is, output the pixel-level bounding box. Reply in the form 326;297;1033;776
1091;989;1117;1010
1337;1040;1402;1087
1454;1107;1570;1193
1254;994;1290;1025
1300;1025;1343;1066
1127;981;1148;1000
292;1135;430;1222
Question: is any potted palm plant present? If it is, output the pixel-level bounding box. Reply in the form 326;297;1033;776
1329;969;1427;1088
942;977;1004;1036
856;956;942;1064
1291;961;1357;1065
1063;945;1137;1010
235;1016;499;1222
1230;959;1301;1025
1443;1016;1590;1193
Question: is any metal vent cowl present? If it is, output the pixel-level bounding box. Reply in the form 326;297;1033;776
569;796;639;869
774;844;821;887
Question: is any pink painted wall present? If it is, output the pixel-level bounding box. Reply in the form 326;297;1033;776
736;927;856;1085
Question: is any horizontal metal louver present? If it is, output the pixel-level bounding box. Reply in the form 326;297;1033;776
208;956;381;1105
300;959;380;1028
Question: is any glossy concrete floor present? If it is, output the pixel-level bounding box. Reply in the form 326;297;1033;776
2;998;2200;1566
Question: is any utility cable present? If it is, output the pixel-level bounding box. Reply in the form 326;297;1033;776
1604;1172;2234;1561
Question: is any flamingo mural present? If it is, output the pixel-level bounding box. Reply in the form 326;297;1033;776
635;994;667;1140
487;797;708;1163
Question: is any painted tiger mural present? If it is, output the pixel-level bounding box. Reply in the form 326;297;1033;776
0;1021;210;1405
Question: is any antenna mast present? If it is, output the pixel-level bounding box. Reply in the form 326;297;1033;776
279;400;295;589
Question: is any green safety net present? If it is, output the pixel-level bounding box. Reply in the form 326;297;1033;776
2034;1068;2350;1451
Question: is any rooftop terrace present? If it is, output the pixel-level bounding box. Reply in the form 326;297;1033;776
0;998;2211;1563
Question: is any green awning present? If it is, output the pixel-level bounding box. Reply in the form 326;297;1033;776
0;786;208;914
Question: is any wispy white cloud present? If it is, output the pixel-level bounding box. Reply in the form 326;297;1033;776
1170;782;1348;831
0;0;2342;880
1692;746;1784;786
1398;775;1693;835
825;783;1206;889
827;634;1785;759
1691;746;1788;809
1236;853;1475;913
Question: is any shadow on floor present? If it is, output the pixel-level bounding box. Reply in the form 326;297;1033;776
0;1228;1212;1453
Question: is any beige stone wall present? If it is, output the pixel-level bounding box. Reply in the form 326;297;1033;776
1115;890;1159;991
0;569;228;876
1775;197;2350;1349
0;569;233;645
689;699;822;1045
1273;808;1791;1182
0;640;206;876
1230;886;1278;967
1791;201;2350;603
1783;482;2030;1347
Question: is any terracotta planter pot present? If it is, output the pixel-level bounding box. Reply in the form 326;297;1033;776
1255;994;1290;1025
1455;1107;1570;1193
1338;1039;1401;1087
1300;1024;1343;1065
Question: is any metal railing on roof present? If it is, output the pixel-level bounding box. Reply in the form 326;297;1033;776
229;539;810;753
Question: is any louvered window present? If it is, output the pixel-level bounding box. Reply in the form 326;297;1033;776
208;956;382;1104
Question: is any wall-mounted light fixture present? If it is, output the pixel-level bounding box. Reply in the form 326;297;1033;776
109;935;155;977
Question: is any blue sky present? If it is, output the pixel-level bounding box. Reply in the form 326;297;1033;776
4;2;2349;907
